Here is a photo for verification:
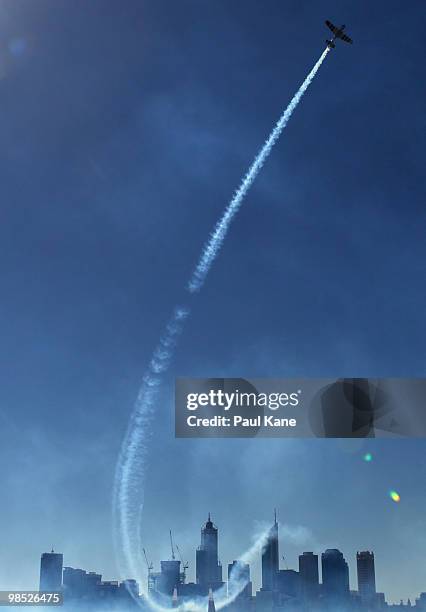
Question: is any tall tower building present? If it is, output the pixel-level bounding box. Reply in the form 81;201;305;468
196;514;222;588
299;552;319;601
39;550;63;591
357;551;376;601
261;510;279;592
321;549;349;599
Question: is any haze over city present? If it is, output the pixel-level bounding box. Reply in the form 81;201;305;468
0;0;425;607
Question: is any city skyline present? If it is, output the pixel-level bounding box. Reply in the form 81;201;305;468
0;1;425;608
37;513;425;607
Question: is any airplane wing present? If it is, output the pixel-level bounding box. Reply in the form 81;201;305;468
325;20;339;35
341;33;353;44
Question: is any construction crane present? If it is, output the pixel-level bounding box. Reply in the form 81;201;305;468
142;548;155;592
176;544;189;574
169;530;176;560
170;531;189;583
143;548;153;571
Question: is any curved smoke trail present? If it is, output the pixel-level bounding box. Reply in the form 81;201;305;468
113;305;190;586
113;47;330;610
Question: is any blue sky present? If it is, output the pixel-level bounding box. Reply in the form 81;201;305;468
0;0;425;604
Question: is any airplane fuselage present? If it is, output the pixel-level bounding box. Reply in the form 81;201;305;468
332;24;346;40
326;23;351;49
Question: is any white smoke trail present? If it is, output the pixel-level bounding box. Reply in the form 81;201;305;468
212;525;270;609
188;47;329;293
113;305;190;585
113;48;330;611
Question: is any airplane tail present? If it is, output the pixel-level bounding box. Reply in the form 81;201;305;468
326;39;335;49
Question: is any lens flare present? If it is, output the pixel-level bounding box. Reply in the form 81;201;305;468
389;490;401;503
363;452;373;462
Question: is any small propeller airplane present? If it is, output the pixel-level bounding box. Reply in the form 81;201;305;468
325;20;353;49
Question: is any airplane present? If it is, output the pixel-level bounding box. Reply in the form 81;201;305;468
325;20;353;49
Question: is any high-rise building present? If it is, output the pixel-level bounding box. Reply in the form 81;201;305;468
357;551;376;601
276;569;300;598
157;560;181;596
63;567;89;598
261;511;279;592
299;552;319;601
228;561;252;598
39;550;63;591
196;514;222;588
321;549;349;599
63;567;105;599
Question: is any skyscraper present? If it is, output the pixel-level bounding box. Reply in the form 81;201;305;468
157;560;181;596
357;551;376;601
299;552;319;601
321;549;349;599
196;514;222;588
261;511;279;592
228;561;252;598
39;550;63;591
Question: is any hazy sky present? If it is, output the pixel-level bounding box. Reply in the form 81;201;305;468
0;0;425;604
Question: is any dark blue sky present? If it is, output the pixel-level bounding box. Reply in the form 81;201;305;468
0;0;425;603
